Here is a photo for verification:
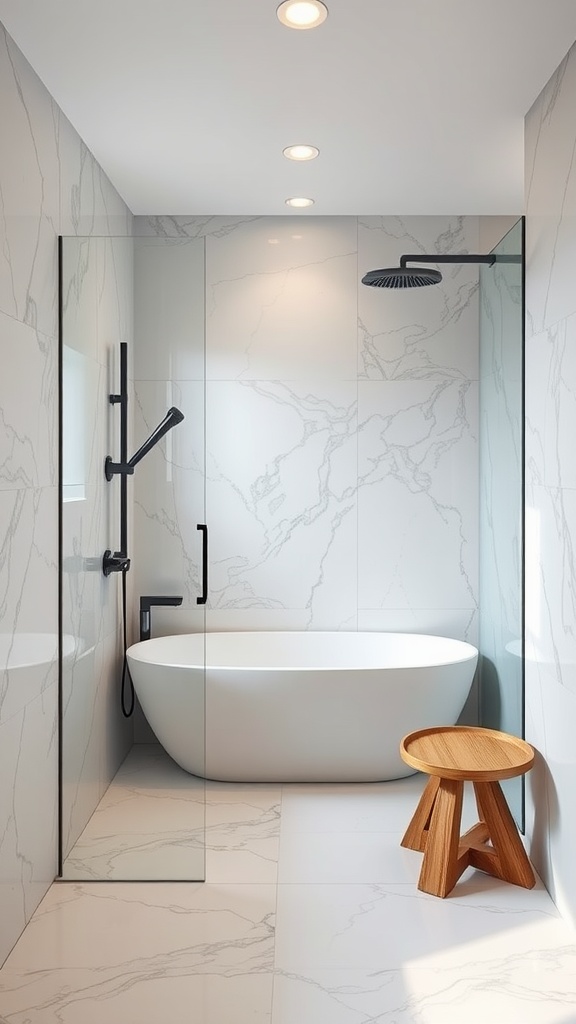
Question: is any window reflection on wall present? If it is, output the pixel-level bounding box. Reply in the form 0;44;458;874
62;345;86;502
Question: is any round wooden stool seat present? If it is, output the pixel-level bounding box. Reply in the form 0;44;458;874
400;725;535;898
401;725;534;781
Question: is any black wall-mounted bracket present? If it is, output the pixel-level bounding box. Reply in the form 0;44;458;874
102;549;131;576
104;456;135;481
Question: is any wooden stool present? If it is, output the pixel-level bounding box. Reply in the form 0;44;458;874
400;725;535;898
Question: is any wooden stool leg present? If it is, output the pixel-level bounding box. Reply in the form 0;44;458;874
472;781;535;889
418;779;465;898
401;775;440;852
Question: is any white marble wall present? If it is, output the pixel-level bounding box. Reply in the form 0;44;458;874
524;40;576;928
478;219;524;819
0;23;132;963
134;215;479;644
60;237;134;859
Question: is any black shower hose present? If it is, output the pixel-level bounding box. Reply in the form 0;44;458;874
121;568;135;718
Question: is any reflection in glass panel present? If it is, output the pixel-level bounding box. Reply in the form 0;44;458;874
59;235;206;880
479;218;524;826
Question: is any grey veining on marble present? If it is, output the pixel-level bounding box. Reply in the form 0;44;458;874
0;22;134;961
358;216;480;383
134;215;261;238
524;35;576;929
0;313;57;492
134;215;479;641
525;44;576;338
62;745;205;881
2;780;576;1023
0;27;59;338
60;234;134;861
0;685;58;966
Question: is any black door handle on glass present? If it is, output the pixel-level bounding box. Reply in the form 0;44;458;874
197;524;208;605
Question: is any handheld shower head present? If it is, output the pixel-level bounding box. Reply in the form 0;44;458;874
128;407;185;469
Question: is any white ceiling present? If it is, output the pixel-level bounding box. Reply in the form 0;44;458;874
1;0;576;215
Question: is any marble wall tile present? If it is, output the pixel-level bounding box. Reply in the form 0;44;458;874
61;629;131;858
97;237;134;366
525;661;576;927
0;489;58;719
357;379;478;611
0;313;57;491
0;23;134;959
134;236;205;382
134;216;480;645
206;380;357;626
357;608;478;645
525;35;576;928
0;26;59;339
0;684;58;966
60;235;134;860
58;111;133;238
205;217;358;381
525;45;576;336
358;216;480;381
524;483;576;695
134;215;260;238
60;237;99;361
525;315;576;490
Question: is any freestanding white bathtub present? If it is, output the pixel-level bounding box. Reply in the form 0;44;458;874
126;631;478;782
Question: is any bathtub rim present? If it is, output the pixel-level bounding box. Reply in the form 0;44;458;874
126;630;478;673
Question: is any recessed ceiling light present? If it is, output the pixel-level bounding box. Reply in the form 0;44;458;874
283;144;320;161
285;197;315;208
277;1;328;30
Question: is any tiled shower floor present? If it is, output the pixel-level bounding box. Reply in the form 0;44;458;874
62;745;206;880
1;755;576;1023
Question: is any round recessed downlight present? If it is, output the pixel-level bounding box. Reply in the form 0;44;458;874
283;144;319;161
285;197;315;208
277;1;328;29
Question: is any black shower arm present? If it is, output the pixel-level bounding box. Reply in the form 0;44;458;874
400;253;497;269
105;406;184;479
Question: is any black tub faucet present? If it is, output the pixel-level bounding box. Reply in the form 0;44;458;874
139;595;183;641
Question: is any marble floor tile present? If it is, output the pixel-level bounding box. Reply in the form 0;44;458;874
205;782;281;884
277;831;422;884
271;962;576;1024
280;775;481;836
2;777;576;1023
274;877;573;972
62;745;205;881
0;970;274;1024
4;883;276;972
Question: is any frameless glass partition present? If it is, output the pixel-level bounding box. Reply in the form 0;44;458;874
479;217;525;826
59;235;206;880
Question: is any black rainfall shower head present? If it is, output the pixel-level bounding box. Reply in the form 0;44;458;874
361;266;443;289
361;252;500;290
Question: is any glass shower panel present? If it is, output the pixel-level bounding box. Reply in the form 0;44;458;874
479;218;524;826
59;235;206;881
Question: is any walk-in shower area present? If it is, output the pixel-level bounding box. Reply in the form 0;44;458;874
58;215;524;886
